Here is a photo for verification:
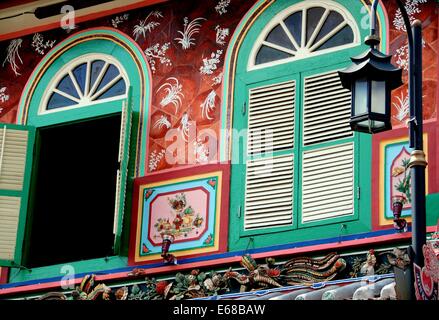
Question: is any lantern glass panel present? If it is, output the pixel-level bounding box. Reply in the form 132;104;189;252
371;80;386;115
356;119;385;132
354;78;368;116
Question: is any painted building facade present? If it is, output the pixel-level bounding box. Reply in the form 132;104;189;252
0;0;438;300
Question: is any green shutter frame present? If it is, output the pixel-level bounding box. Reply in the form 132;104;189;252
0;124;35;267
238;73;300;237
113;87;133;253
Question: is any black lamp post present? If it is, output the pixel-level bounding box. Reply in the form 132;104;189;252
339;0;427;299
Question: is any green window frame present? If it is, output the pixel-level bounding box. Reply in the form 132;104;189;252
229;0;374;251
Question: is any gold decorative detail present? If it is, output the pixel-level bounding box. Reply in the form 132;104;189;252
408;150;428;168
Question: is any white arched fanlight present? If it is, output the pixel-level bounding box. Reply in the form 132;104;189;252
40;53;129;114
248;0;361;71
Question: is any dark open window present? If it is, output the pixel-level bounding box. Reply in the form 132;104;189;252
26;115;121;268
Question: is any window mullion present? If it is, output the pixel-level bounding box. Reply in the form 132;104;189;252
306;8;330;49
292;75;302;230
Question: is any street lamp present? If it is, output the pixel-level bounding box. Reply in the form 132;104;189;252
338;38;402;133
338;0;427;299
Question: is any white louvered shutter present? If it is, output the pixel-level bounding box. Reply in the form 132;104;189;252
301;70;354;223
113;95;132;252
303;71;352;146
244;80;296;230
0;125;35;265
245;155;294;229
302;143;354;222
248;81;295;154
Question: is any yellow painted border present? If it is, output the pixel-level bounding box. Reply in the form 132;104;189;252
379;134;429;226
134;172;223;263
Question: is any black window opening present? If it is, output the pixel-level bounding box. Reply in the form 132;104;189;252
26;115;121;268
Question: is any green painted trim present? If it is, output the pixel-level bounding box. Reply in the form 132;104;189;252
229;0;373;251
426;193;439;226
0;190;22;197
8;256;128;284
0;124;36;267
114;87;133;254
21;129;42;267
376;3;388;53
28;101;124;128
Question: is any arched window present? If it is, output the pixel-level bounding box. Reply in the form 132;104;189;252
249;0;360;70
229;0;373;250
42;54;128;113
0;29;151;270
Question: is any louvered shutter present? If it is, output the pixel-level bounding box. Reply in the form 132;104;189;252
244;80;296;230
302;143;354;222
0;124;35;266
301;70;354;223
248;81;295;154
245;155;294;229
303;71;352;146
113;92;132;253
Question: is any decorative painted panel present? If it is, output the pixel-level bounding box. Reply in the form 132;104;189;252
378;135;429;227
129;164;229;265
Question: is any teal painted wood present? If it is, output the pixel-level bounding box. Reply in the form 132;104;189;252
229;0;373;251
114;87;133;254
426;193;439;226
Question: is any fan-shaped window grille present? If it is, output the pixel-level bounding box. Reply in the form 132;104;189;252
250;1;359;70
43;55;128;112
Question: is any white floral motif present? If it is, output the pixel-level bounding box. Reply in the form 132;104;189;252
193;139;209;163
133;11;163;41
157;77;184;114
215;0;231;15
215;26;229;46
393;0;427;71
175;17;206;50
144;42;172;74
395;44;410;71
111;14;129;28
201;90;216;120
395;39;426;71
0;87;9;103
211;72;223;86
392;90;410;123
153;115;171;130
200;49;223;75
31;33;56;55
149;149;166;172
179;112;192;142
393;0;427;32
2;39;23;76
